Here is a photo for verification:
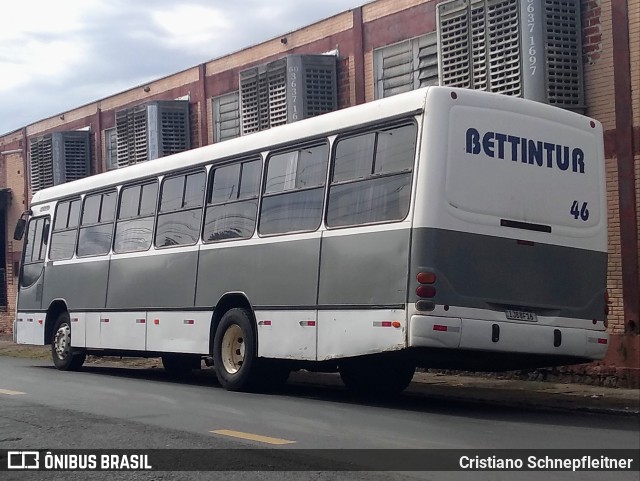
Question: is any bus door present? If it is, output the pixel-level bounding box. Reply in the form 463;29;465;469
15;215;50;344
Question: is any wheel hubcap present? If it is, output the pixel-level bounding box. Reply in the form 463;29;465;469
54;324;71;360
221;324;245;374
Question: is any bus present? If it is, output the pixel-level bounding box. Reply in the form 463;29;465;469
13;87;609;395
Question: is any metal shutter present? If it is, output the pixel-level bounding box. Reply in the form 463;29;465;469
486;0;521;96
376;39;415;98
417;33;439;88
267;59;288;128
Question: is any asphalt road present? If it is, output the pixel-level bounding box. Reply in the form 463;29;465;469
0;357;638;481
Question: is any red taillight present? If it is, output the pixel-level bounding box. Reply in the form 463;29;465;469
433;325;448;332
417;272;437;284
416;285;436;298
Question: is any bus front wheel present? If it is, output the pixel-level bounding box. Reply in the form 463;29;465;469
51;312;86;371
213;308;261;391
339;355;415;397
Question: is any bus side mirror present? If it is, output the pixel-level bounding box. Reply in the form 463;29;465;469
14;218;26;241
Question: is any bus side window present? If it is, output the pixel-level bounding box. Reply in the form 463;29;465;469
77;190;116;257
114;181;158;253
155;171;205;248
326;123;417;228
50;198;81;260
20;216;50;287
259;143;328;236
203;158;261;242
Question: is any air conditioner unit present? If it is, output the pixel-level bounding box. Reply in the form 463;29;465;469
115;100;190;168
29;131;91;193
436;0;584;112
239;54;338;135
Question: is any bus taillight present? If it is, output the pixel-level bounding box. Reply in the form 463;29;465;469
416;272;436;284
416;285;436;298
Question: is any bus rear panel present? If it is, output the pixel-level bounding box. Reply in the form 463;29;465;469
408;88;608;370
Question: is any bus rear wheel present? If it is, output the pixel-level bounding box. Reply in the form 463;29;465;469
339;355;415;397
51;313;86;371
213;308;261;391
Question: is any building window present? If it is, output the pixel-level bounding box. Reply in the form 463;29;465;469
105;128;118;170
374;32;438;99
212;92;240;142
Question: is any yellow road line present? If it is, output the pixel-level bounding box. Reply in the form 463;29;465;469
211;429;295;445
0;388;26;395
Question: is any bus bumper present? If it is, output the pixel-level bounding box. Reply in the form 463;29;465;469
408;315;609;360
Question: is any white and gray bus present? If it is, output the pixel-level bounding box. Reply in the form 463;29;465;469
13;87;609;394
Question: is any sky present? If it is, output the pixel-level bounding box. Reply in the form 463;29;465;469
0;0;367;135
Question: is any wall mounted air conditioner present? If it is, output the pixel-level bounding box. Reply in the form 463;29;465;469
115;100;190;168
239;54;338;135
29;131;90;193
436;0;584;112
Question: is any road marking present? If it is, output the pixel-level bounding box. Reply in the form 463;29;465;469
211;429;295;445
0;389;26;395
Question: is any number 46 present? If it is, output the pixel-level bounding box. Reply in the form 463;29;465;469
571;201;589;221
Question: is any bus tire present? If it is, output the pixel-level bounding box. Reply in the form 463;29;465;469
51;312;86;371
213;308;261;391
162;354;201;376
339;355;415;397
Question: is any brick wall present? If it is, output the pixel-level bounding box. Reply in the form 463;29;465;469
0;152;26;335
337;57;352;109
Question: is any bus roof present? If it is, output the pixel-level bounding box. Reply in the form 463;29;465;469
31;87;432;205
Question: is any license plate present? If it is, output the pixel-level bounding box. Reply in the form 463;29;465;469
505;310;537;322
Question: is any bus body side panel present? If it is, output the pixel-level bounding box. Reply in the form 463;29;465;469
196;235;321;360
14;313;45;345
107;249;198;309
316;227;410;360
42;259;110;310
195;236;321;308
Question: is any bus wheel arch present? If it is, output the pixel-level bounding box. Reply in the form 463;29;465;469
44;299;69;346
209;293;256;356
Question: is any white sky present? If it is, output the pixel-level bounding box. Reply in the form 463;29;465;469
0;0;366;135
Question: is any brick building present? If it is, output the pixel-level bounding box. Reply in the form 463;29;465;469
0;0;637;381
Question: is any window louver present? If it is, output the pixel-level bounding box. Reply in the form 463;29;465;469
212;92;240;142
437;0;583;111
240;54;337;135
417;33;439;88
375;32;439;99
115;101;190;167
29;132;90;193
